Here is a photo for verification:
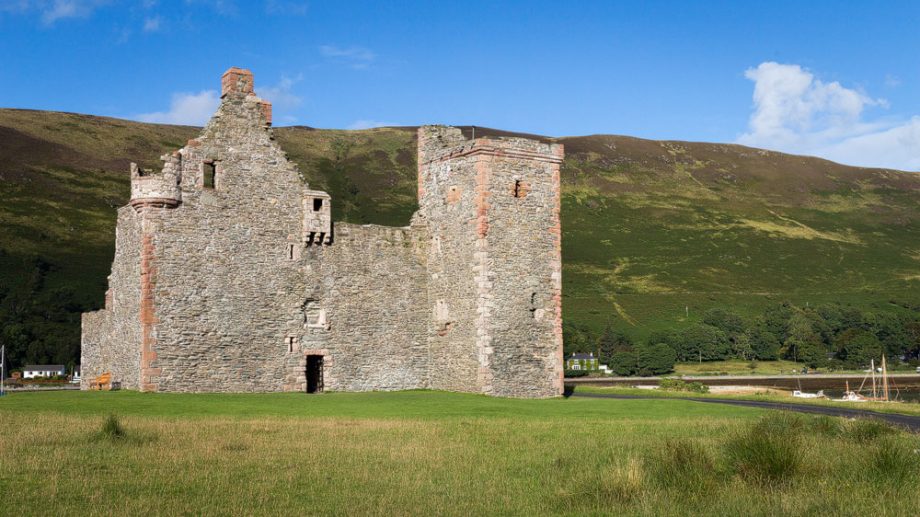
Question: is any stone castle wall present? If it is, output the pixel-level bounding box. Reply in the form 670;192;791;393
81;207;142;389
81;68;563;398
418;128;565;396
305;222;430;392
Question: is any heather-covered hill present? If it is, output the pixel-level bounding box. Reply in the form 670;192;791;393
1;108;918;368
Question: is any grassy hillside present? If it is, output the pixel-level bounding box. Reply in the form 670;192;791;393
1;108;919;367
3;391;919;515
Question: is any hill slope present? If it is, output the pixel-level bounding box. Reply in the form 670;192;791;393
1;108;918;368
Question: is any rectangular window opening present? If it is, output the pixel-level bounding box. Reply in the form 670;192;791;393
287;336;295;353
313;198;323;211
203;162;216;189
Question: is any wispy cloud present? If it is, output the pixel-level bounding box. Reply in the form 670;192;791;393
348;119;396;130
738;62;920;171
142;15;161;32
265;0;307;16
185;0;237;16
320;45;376;70
256;74;304;123
136;90;220;126
0;0;110;25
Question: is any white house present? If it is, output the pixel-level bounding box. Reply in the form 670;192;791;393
22;365;66;379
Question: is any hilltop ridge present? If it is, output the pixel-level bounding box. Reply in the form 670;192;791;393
1;108;918;368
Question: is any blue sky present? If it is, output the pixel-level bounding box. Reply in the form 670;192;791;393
1;0;919;170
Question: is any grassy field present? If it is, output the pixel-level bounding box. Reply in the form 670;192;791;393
674;359;806;376
2;391;919;516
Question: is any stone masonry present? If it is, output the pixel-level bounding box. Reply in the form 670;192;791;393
81;67;564;398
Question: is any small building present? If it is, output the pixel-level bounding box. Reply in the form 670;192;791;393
565;353;599;371
22;365;66;379
71;366;81;384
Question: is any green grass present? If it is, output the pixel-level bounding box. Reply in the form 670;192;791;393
2;391;920;515
674;359;805;376
576;385;920;417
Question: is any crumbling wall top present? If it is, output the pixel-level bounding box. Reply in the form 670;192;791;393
417;125;563;166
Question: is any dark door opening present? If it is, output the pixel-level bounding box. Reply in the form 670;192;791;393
306;355;324;394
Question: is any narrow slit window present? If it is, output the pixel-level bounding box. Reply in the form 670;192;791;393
287;336;295;353
513;180;522;198
203;162;216;189
313;198;323;211
289;244;294;260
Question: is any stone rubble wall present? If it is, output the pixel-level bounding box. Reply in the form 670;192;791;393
143;83;308;392
417;127;565;397
417;136;484;393
479;149;564;397
306;222;430;392
80;207;142;389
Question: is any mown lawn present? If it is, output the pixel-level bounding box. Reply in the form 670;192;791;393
2;391;919;516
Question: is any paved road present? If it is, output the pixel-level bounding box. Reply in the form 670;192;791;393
569;389;920;432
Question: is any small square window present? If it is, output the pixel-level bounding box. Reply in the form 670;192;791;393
313;198;323;211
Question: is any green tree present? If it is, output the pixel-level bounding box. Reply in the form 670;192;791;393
672;324;730;362
746;322;780;360
597;325;634;364
635;343;676;376
609;351;637;376
782;312;827;367
834;328;885;368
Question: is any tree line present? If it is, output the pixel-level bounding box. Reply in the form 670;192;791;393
563;301;920;376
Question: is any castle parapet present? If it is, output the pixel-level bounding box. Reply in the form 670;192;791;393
130;153;181;210
418;126;564;166
303;189;332;245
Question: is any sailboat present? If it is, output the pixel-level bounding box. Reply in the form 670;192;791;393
839;357;900;403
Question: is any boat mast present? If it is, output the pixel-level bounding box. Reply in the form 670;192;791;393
882;356;890;402
870;359;877;399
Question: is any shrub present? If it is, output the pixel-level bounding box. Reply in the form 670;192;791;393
98;414;126;441
868;438;917;485
599;458;644;504
646;439;718;492
725;414;802;485
563;369;589;378
658;378;709;393
635;343;676;376
844;418;897;443
609;351;637;376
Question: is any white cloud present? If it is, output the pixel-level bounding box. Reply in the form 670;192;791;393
0;0;110;25
41;0;107;25
255;74;303;124
136;90;219;126
320;45;375;70
265;0;307;16
256;74;303;110
348;120;395;130
738;62;920;171
142;15;160;32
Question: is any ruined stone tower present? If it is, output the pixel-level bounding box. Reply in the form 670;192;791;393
82;67;564;398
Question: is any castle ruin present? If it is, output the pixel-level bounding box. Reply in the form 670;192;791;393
81;67;564;398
